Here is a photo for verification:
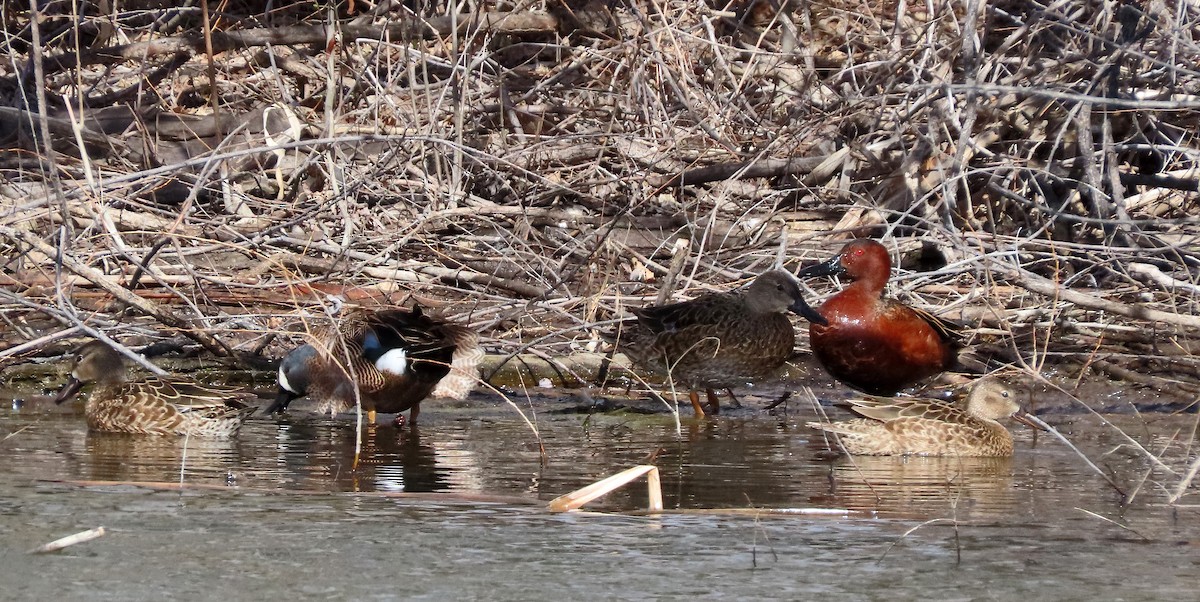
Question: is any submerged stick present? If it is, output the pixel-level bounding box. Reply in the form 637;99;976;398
30;526;106;554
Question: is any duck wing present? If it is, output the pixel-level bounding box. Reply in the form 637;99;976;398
909;306;965;344
633;292;738;333
338;308;459;393
430;323;483;399
131;377;251;412
843;397;967;424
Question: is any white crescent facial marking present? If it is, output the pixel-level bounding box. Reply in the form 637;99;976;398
375;348;409;376
278;365;296;393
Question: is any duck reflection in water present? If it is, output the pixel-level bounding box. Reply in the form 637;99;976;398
270;420;452;493
812;455;1019;519
81;432;241;484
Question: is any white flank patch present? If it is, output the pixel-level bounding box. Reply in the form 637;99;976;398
375;348;409;376
278;365;296;393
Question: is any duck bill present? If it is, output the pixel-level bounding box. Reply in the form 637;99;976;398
789;296;828;326
54;376;85;404
797;254;846;278
1011;409;1046;431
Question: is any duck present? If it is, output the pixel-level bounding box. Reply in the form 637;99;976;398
268;306;481;426
806;378;1038;456
618;269;818;417
795;238;959;395
54;341;255;437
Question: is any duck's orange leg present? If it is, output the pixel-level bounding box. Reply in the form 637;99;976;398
688;391;706;418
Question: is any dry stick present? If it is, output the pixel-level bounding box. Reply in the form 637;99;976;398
274;239;545;298
994;261;1200;330
1169;454;1200;505
0;226;232;358
647;156;826;189
1023;410;1129;499
0;274;170;374
1075;507;1150;541
546;465;663;512
0;325;82;359
29;13;561;76
654;238;691;306
199;0;220;141
877;518;957;564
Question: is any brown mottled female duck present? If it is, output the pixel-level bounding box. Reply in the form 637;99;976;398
54;341;255;438
796;239;959;395
806;378;1039;456
619;270;817;417
269;306;481;426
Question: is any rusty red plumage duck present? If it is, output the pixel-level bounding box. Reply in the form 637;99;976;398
795;239;960;395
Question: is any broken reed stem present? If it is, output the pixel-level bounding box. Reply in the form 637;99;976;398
547;465;664;512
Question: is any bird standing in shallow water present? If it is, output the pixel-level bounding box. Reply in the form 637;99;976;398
796;239;959;395
269;306;481;426
618;270;818;417
54;341;255;438
806;378;1039;456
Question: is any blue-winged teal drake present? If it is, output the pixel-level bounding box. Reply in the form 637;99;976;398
619;269;816;417
54;341;255;438
796;239;960;395
269;306;481;425
806;378;1039;456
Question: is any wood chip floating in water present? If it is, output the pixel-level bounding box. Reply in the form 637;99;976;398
30;526;106;554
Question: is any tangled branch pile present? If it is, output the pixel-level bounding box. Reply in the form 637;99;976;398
1;0;1198;395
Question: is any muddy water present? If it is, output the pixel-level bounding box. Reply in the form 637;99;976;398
1;382;1198;600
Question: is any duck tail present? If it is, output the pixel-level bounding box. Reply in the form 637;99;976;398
431;324;484;400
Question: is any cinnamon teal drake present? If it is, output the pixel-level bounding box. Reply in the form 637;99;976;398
54;341;255;437
269;306;481;426
795;239;959;395
618;269;817;417
806;378;1038;456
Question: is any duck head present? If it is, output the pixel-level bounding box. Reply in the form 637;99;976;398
55;341;126;404
798;239;892;292
269;344;318;414
746;270;828;326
